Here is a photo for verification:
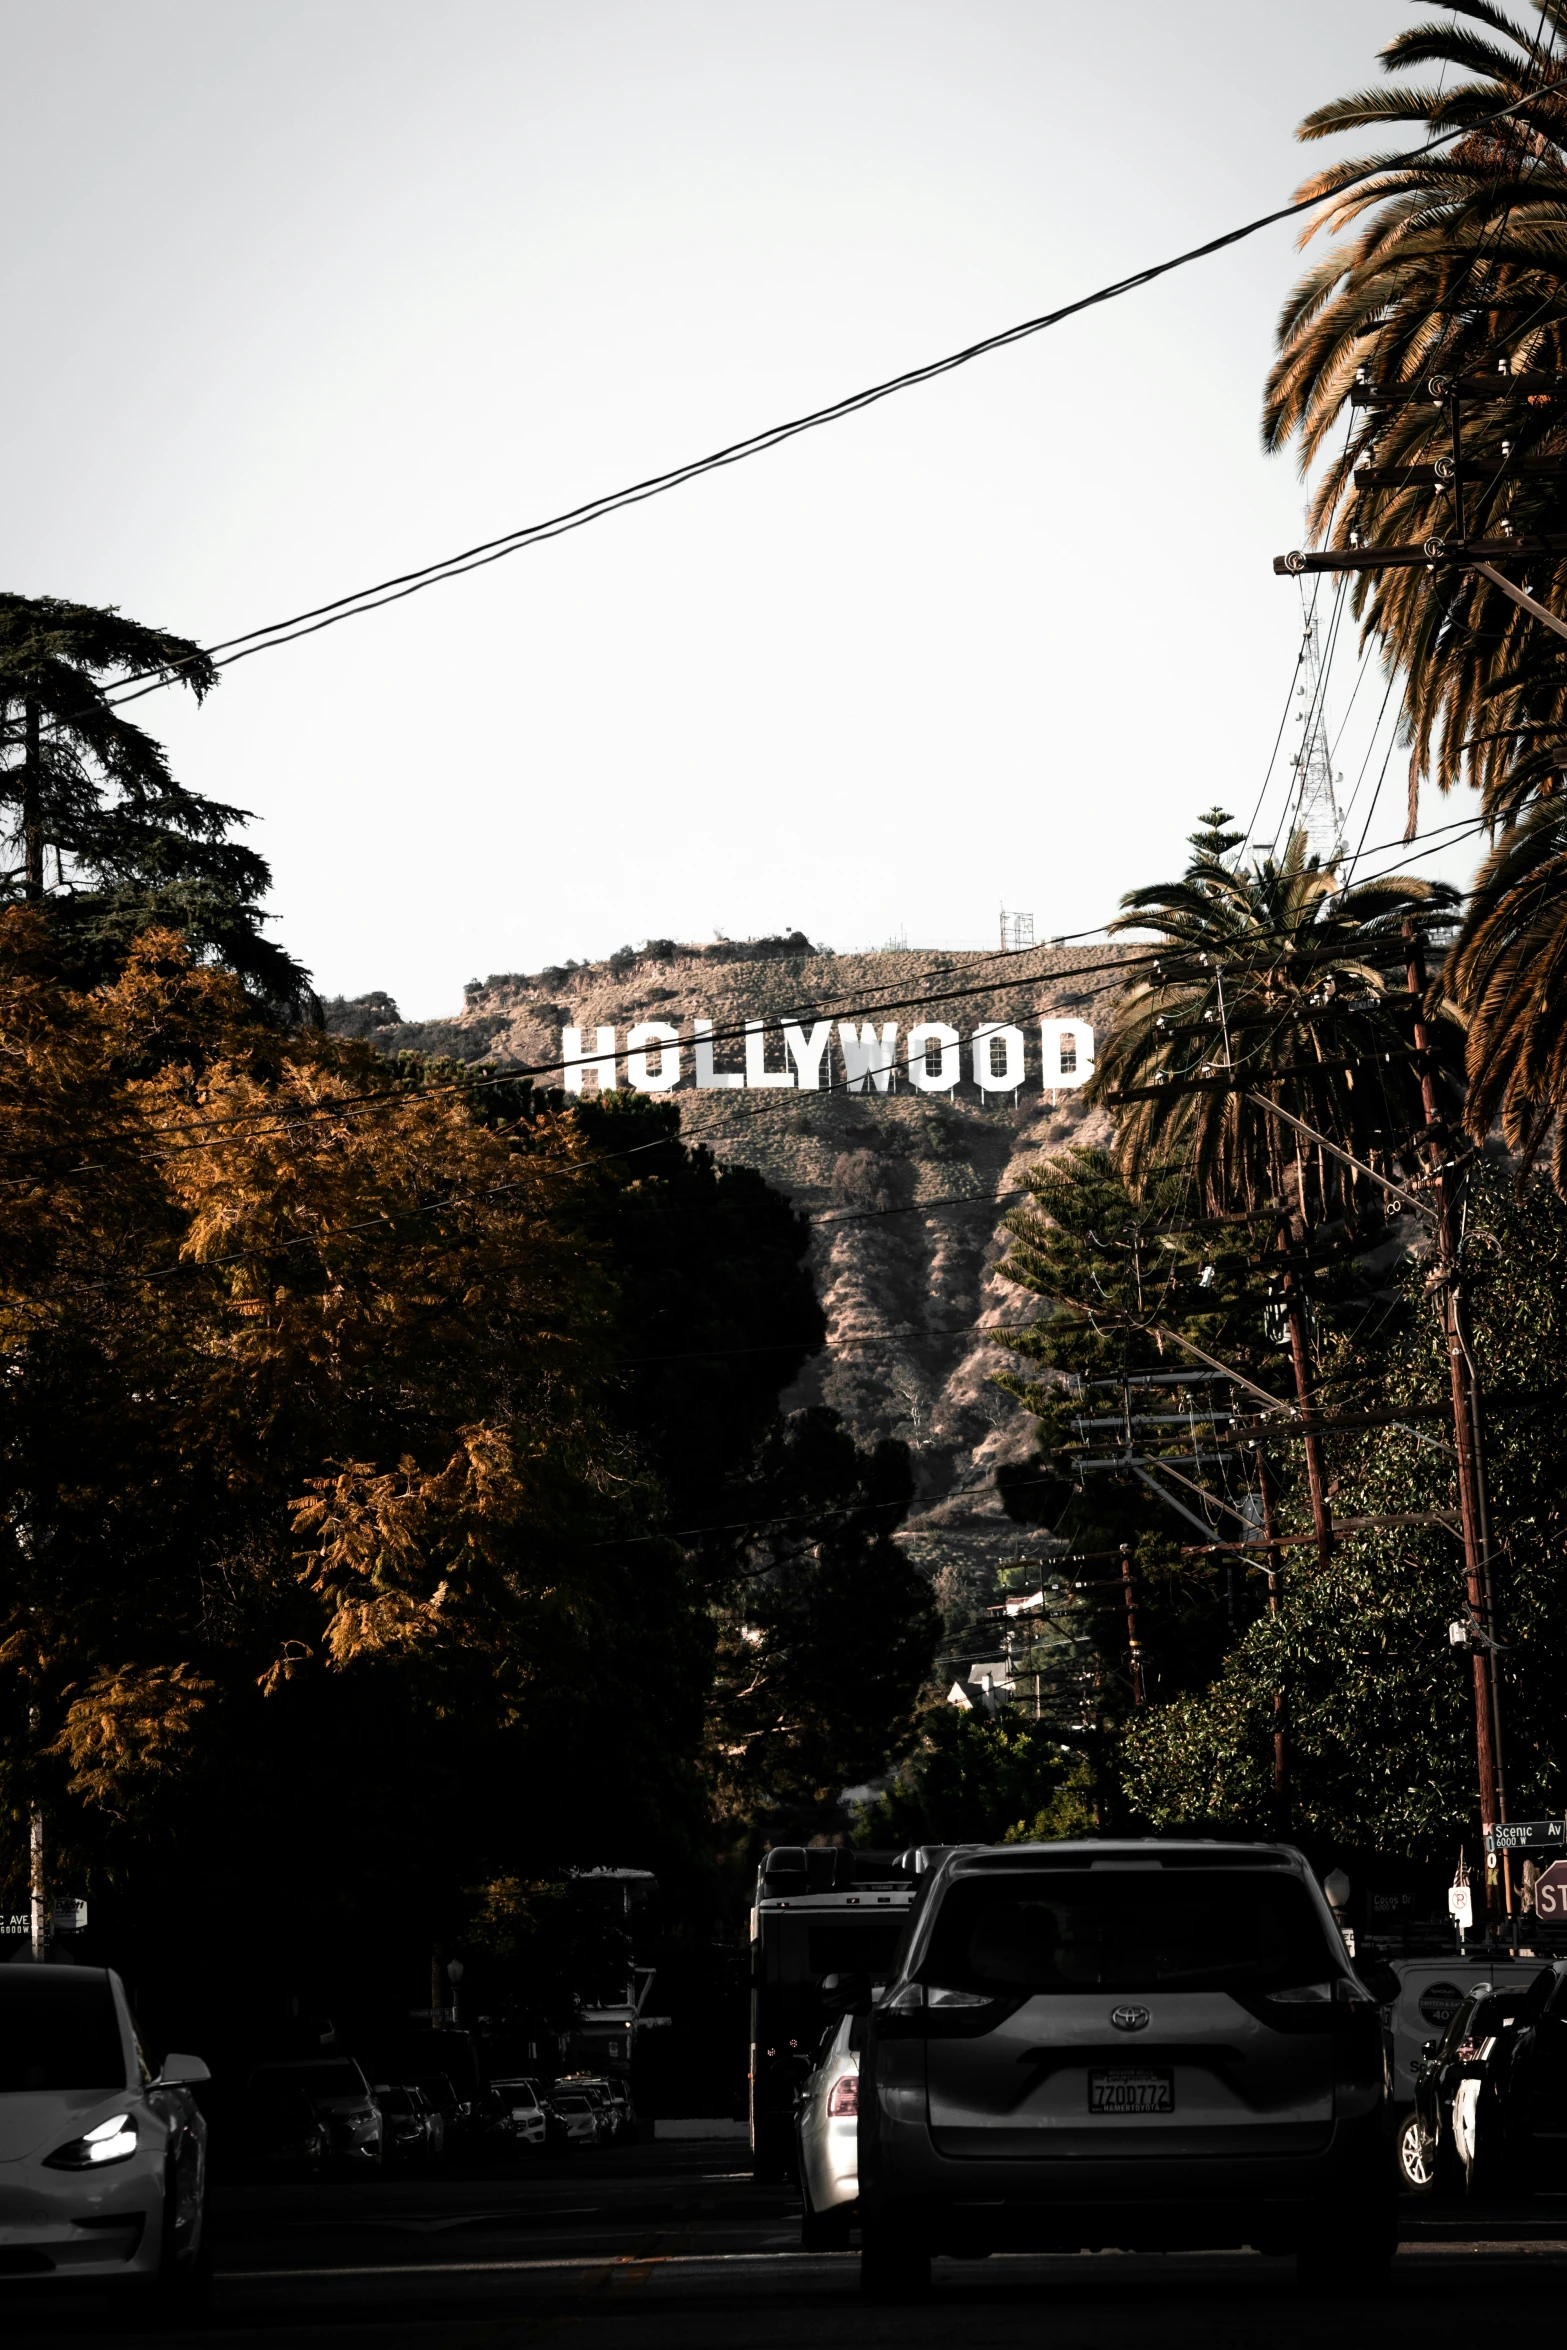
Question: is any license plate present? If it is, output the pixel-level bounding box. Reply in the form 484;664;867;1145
1088;2068;1174;2115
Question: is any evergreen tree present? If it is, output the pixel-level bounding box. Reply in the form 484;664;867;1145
0;593;307;1004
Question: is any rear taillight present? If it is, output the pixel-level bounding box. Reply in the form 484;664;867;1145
826;2074;858;2117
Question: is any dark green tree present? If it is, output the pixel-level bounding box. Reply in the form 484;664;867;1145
1092;817;1460;1224
855;1709;1079;1847
701;1410;936;1834
1121;1160;1567;1846
991;1145;1280;1718
0;593;307;1003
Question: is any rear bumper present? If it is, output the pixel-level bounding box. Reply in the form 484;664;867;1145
862;2110;1392;2253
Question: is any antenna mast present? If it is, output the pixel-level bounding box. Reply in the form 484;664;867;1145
1289;616;1346;861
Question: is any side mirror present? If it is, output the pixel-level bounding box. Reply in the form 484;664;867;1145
159;2052;211;2086
819;1971;872;2018
1359;1958;1400;2005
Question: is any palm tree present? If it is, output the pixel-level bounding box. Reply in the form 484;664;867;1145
0;594;307;1004
1451;795;1567;1178
1092;811;1461;1223
1264;3;1567;825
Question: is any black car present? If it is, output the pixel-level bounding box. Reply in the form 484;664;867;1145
1465;1957;1567;2198
375;2083;444;2164
1404;1972;1545;2197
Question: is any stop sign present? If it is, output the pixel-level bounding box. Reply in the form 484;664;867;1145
1534;1860;1567;1919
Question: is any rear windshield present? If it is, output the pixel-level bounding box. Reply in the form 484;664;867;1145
0;1972;126;2093
1445;1990;1523;2051
252;2062;366;2098
763;1914;909;1984
922;1869;1336;1998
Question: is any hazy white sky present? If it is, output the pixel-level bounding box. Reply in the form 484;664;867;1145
8;0;1455;1014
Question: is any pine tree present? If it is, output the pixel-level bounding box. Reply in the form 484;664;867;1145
0;593;308;1005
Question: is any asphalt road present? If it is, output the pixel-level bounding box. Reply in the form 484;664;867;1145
6;2139;1567;2349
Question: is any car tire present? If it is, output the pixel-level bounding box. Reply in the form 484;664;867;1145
860;2208;931;2301
117;2162;213;2331
1396;2109;1439;2195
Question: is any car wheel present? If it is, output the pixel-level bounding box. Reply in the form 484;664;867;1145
1397;2110;1439;2195
860;2208;931;2301
116;2159;213;2330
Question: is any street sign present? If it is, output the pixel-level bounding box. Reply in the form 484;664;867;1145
0;1899;86;1935
1448;1883;1474;1930
1533;1860;1567;1921
1486;1820;1567;1855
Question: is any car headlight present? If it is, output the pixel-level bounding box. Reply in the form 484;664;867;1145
45;2113;139;2170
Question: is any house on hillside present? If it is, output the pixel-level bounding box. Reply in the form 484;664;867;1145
946;1658;1013;1715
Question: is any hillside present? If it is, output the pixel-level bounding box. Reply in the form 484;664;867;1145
327;938;1140;1668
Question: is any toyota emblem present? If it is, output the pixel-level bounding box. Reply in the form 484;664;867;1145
1110;2004;1150;2033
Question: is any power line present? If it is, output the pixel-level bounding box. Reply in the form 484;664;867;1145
0;805;1487;1189
3;69;1561;740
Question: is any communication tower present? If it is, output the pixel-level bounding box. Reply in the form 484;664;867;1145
1289;617;1346;863
1000;907;1035;953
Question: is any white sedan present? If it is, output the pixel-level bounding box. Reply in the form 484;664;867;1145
796;2011;861;2249
0;1962;209;2304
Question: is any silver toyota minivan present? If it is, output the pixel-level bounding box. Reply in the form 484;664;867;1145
855;1839;1393;2297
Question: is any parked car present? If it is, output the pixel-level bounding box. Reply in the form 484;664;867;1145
796;2011;861;2249
0;1963;210;2307
546;2089;604;2147
413;2072;465;2147
570;2079;621;2142
1405;1961;1564;2199
1406;1979;1527;2196
490;2077;548;2149
597;2077;637;2144
1385;1954;1537;2187
248;2058;383;2169
853;1839;1395;2298
374;2083;444;2164
249;2079;329;2174
1477;1956;1567;2197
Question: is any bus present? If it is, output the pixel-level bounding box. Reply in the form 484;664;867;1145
748;1847;917;2178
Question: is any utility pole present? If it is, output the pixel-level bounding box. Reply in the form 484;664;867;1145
1405;925;1507;1890
1274;1211;1334;1569
28;1704;45;1964
30;1809;45;1964
1119;1545;1145;1709
1273;359;1528;1904
1257;1451;1288;1826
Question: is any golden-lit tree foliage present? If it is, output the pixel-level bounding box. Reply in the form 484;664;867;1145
0;913;641;1828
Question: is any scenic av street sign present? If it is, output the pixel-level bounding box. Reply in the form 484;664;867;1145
1485;1820;1567;1855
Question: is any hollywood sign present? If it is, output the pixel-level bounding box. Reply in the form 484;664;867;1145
561;1017;1095;1096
